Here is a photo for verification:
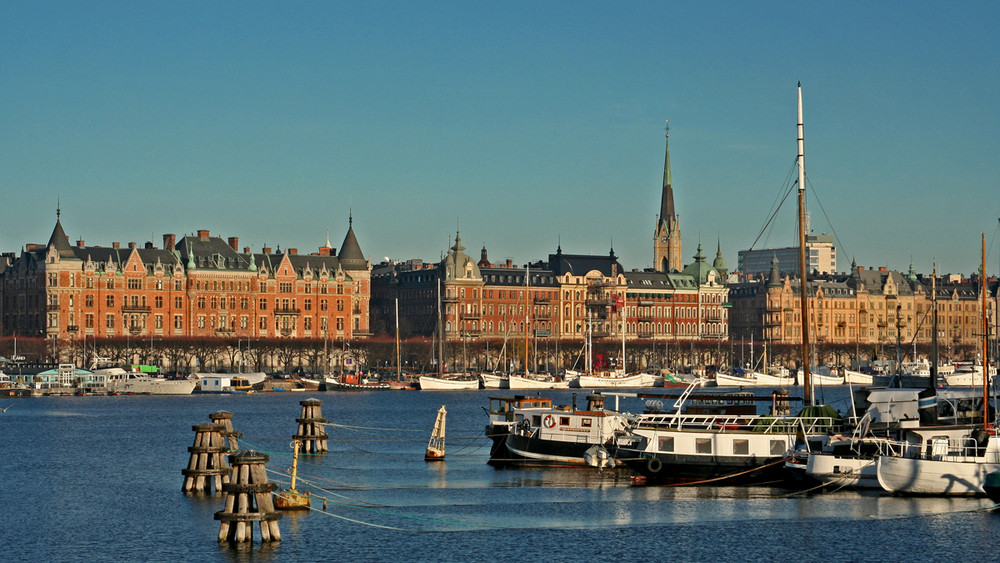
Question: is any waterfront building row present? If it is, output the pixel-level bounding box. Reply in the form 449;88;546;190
729;255;999;352
0;212;372;345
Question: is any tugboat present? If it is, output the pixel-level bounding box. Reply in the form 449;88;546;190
485;392;635;468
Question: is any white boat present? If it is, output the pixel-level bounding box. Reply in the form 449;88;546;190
478;373;506;389
506;374;569;390
842;369;873;385
486;392;634;467
196;371;267;386
198;373;257;393
92;367;198;395
715;367;793;387
874;236;997;496
616;379;843;484
573;371;658;389
418;374;480;390
876;426;999;495
943;363;996;387
797;366;844;386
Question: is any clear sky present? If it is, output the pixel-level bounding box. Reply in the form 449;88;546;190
2;1;998;277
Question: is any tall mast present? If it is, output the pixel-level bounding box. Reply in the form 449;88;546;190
524;266;530;375
796;82;813;405
395;297;401;381
931;262;939;391
982;233;989;427
438;278;444;374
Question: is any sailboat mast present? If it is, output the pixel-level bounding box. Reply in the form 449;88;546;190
982;233;989;426
931;263;938;390
395;297;401;381
525;266;530;374
796;82;813;405
438;278;444;374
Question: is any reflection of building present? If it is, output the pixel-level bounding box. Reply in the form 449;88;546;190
729;256;994;351
0;211;371;343
738;233;838;276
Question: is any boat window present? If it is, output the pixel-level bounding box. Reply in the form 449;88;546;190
532;415;541;426
696;438;712;454
657;436;674;452
733;439;749;455
770;440;785;456
559;417;570;426
581;418;592;428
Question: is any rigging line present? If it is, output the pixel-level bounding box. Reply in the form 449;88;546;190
295;490;508;531
323;422;425;432
804;175;851;265
747;163;798;253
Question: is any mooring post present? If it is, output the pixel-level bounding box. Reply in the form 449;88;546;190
210;411;241;450
294;398;328;454
215;450;283;543
182;423;230;493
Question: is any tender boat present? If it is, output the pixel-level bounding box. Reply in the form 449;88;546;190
325;372;391;390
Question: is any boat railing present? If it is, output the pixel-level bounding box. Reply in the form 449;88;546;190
635;413;840;434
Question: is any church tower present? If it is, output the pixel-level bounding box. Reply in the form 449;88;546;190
653;123;682;272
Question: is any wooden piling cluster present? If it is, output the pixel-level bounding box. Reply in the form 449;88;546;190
293;398;328;454
214;450;283;543
210;411;241;450
181;423;230;493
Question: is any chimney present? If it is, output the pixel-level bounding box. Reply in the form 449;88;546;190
263;246;272;254
128;242;137;249
198;229;210;240
163;234;176;250
505;258;513;268
288;248;297;255
879;267;887;271
25;243;38;251
243;246;250;253
319;247;331;256
228;237;239;251
113;242;121;249
76;240;85;248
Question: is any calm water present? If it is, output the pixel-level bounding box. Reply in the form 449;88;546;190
3;386;999;562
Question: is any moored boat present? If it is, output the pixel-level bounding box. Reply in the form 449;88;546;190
486;392;634;467
418;374;480;390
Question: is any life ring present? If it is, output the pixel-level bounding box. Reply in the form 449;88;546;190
647;457;663;474
543;414;556;428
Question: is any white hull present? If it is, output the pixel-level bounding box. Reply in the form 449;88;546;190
196;371;267;386
715;371;794;387
842;370;872;385
806;453;879;489
943;367;996;387
876;454;1000;496
478;373;506;389
110;377;198;395
797;371;845;385
418;375;480;390
573;372;658;388
506;374;569;390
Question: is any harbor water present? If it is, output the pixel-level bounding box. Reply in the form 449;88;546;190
3;386;999;562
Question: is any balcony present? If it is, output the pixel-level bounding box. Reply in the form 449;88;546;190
637;300;656;307
637;331;654;338
67;325;79;332
460;312;481;320
587;298;611;307
274;307;301;315
534;329;551;337
122;305;151;313
47;303;61;311
533;296;550;304
441;296;459;303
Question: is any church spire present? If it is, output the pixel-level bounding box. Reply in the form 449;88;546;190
659;121;675;230
653;121;682;273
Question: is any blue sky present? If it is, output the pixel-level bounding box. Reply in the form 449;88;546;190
2;1;998;277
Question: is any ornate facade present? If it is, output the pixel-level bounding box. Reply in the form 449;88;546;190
0;212;372;345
